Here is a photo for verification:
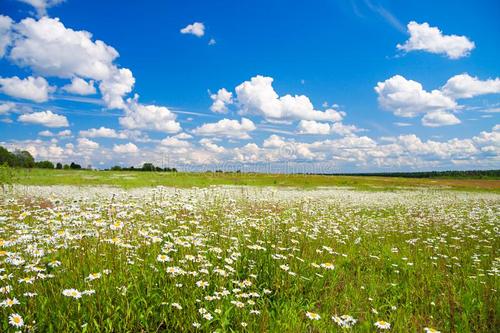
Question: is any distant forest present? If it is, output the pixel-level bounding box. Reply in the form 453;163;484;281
0;145;498;178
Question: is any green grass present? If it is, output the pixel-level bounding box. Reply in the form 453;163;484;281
11;168;500;192
0;187;498;332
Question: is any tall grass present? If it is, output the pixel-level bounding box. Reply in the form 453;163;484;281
0;186;498;332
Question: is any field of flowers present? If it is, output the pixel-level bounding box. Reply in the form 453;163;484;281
0;185;498;332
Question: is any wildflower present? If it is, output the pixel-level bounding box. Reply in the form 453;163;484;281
203;313;213;320
374;320;391;330
62;288;82;299
8;313;24;328
241;322;248;327
171;303;182;310
280;264;290;271
424;328;441;333
192;322;201;328
332;314;357;328
320;262;335;270
85;273;102;281
306;311;321;320
110;221;124;230
195;280;209;289
157;254;171;263
1;297;20;307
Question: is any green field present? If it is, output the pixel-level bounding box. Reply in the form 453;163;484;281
0;186;498;332
10;168;500;192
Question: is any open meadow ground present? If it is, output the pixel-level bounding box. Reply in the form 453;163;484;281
0;183;498;332
11;169;500;192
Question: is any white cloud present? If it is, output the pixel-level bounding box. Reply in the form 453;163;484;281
193;118;256;139
79;126;126;139
119;95;181;133
298;120;331;135
38;130;53;137
421;110;461;127
442;73;500;99
208;38;216;46
0;76;52;102
77;137;99;150
58;129;71;137
235;75;345;122
113;142;138;154
375;75;457;117
397;21;475;59
10;17;118;79
298;120;360;136
180;22;205;37
210;88;233;113
394;122;412;127
262;134;286;148
199;138;225;153
161;136;191;148
62;77;96;95
173;132;193;140
7;17;134;109
99;68;135;109
17;0;65;17
0;102;14;114
18;110;68;127
39;129;71;137
0;15;13;57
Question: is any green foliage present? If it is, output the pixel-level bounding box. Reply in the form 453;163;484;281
35;160;55;169
0;163;15;192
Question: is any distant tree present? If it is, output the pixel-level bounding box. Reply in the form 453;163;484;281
111;165;122;171
56;162;63;169
13;150;35;168
142;163;154;171
70;162;82;170
63;164;70;170
35;160;54;169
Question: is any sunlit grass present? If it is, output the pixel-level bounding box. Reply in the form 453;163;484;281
0;186;498;332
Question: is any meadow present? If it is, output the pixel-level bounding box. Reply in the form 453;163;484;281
10;168;500;192
0;182;498;332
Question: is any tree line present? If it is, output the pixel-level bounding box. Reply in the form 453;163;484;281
0;145;83;169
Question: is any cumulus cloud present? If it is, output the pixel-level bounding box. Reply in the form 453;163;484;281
113;142;138;154
442;74;500;99
235;75;345;122
62;77;96;95
199;138;225;153
0;76;52;102
39;129;71;137
397;21;475;59
98;68;135;109
180;22;205;37
161;136;191;148
0;15;13;57
210;88;233;113
375;75;457;117
119;95;181;133
17;0;65;17
298;120;360;136
18;110;68;127
193;118;256;139
79;127;127;139
6;17;134;109
421;110;461;127
77;137;99;150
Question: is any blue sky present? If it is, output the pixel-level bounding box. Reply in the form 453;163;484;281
0;0;498;171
